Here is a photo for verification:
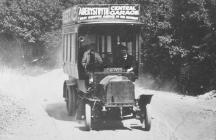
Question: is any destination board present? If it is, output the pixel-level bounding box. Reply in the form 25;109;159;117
63;4;140;24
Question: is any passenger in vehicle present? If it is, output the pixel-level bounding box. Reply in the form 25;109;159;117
117;44;135;72
82;43;103;92
82;43;103;73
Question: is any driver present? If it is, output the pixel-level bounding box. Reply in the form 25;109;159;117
117;44;135;72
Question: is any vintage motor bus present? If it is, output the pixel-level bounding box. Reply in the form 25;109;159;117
62;4;152;131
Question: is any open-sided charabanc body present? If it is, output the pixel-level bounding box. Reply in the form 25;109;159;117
62;4;153;131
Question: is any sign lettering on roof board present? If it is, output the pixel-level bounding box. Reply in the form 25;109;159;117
63;5;140;24
63;6;78;24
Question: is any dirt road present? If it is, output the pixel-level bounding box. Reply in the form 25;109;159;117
0;68;215;140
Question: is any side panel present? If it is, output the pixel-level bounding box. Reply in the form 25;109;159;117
63;63;79;79
63;25;79;79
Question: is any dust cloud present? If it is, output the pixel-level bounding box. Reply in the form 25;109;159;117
136;74;178;93
0;33;63;76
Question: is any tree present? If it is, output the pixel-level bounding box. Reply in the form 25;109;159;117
0;0;216;94
0;0;62;43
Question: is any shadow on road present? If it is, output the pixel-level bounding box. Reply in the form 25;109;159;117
45;102;145;131
45;102;74;121
83;120;130;131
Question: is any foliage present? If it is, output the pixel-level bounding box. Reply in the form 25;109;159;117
140;0;216;95
0;0;62;43
0;0;216;95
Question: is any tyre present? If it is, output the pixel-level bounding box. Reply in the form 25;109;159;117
63;81;67;99
85;104;92;131
141;105;151;131
66;86;77;116
144;105;151;131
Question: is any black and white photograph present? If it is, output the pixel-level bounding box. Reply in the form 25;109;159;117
0;0;216;140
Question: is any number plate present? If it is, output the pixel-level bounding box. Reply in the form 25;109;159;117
104;68;123;73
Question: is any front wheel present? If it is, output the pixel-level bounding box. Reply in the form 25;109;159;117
85;104;92;131
141;105;151;131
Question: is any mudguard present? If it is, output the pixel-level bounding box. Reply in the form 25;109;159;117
138;94;153;107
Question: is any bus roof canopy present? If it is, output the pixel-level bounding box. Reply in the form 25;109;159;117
62;4;143;25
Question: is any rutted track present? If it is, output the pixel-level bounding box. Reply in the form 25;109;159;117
0;69;215;140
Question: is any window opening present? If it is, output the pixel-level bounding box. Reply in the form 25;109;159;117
78;25;140;69
64;35;68;61
67;34;71;62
